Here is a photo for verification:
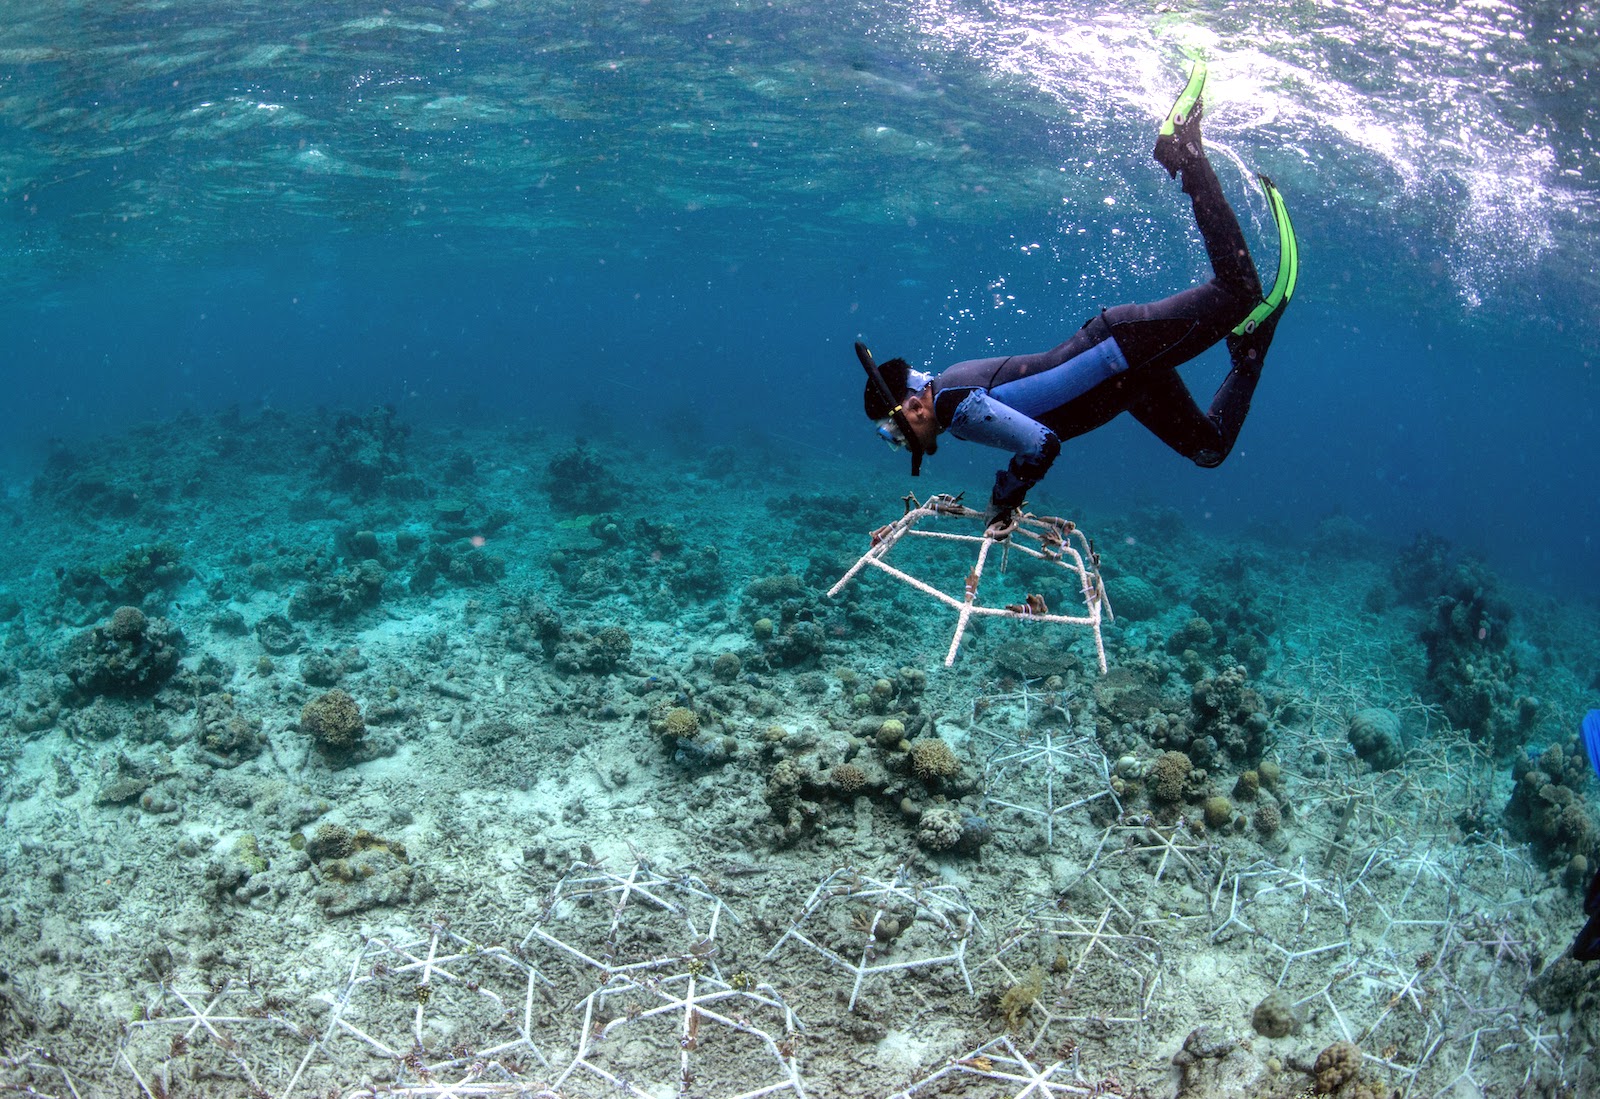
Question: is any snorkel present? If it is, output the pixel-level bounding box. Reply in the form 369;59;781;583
856;341;927;477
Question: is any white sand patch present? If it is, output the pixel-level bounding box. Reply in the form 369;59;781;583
873;1028;936;1075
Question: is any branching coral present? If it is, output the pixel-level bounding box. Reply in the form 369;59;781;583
1148;750;1193;804
908;737;960;783
829;763;867;794
658;706;699;740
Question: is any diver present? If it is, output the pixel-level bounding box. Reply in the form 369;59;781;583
857;60;1300;535
1569;710;1600;961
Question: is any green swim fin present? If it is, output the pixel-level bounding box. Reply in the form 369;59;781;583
1159;58;1207;139
1154;58;1207;178
1233;175;1299;337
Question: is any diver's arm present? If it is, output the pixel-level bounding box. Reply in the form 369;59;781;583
946;390;1062;519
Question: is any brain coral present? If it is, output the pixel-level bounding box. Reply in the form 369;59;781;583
916;806;964;851
1312;1040;1362;1094
1347;708;1404;771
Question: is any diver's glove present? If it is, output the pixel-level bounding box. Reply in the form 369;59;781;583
983;501;1019;541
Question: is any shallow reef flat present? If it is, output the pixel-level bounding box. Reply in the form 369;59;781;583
1;404;1598;1098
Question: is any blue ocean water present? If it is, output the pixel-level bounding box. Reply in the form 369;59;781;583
3;0;1595;593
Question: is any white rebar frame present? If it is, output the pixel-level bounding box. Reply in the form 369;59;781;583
0;1051;85;1099
119;979;317;1099
556;972;805;1099
762;866;980;1013
984;902;1166;1057
318;925;560;1090
887;1035;1095;1099
982;729;1121;848
521;860;734;981
827;495;1113;672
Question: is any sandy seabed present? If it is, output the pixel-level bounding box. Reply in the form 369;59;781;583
1;406;1597;1099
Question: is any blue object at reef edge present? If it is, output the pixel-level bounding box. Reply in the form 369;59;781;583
1583;710;1600;782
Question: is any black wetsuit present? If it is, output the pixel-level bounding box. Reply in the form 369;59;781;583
927;150;1278;516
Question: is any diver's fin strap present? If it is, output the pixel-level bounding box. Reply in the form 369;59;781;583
1233;174;1300;336
1159;58;1207;138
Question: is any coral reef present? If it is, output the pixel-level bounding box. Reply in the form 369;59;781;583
304;825;420;916
101;541;191;607
1395;534;1530;753
553;624;632;674
194;693;263;767
1506;739;1598;867
650;703;734;769
1170;1025;1269;1099
255;612;305;655
289;560;387;621
760;611;828;669
31;441;146;519
543;442;623;513
1347;707;1405;771
61;606;184;698
324;405;411;496
410;542;508;592
300;689;366;755
907;737;961;783
1189;664;1271;766
763;758;816;845
2;403;1592;1099
1250;990;1299;1038
1148;750;1194;804
503;595;564;659
207;834;276;905
64;697;170;744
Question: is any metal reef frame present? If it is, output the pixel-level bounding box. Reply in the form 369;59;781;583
827;494;1113;672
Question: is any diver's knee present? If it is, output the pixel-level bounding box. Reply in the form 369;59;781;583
1224;283;1262;325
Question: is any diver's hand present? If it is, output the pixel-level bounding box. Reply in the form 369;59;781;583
983;504;1018;541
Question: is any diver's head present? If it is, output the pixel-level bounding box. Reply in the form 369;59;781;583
855;342;937;476
862;356;912;421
